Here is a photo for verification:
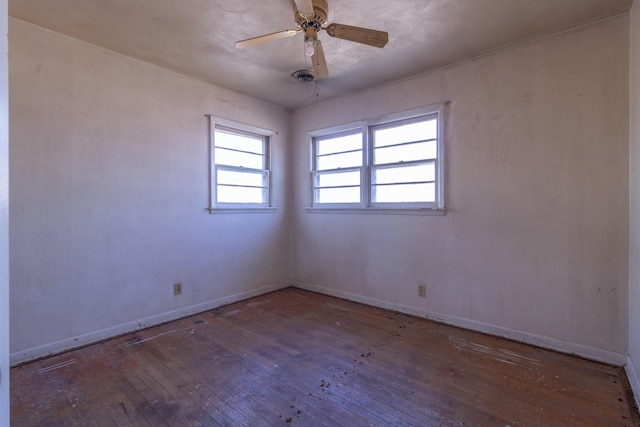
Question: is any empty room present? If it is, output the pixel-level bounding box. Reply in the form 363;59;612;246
2;0;640;425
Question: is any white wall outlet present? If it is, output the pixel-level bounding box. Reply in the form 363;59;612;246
173;282;182;295
418;285;426;298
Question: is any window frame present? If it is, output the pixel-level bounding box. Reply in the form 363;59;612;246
208;116;275;212
308;103;447;214
310;127;365;209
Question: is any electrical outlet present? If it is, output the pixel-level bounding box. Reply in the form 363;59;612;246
173;282;182;295
418;285;426;298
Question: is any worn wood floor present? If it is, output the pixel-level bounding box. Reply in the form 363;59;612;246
10;288;640;426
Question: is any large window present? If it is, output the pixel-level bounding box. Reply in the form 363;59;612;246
310;104;446;212
209;117;272;209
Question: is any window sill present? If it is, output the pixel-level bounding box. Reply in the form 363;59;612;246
305;207;446;216
208;207;277;214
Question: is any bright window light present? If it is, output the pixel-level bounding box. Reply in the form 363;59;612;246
309;105;446;210
209;120;272;208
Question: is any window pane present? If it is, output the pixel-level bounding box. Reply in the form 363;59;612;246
317;133;362;155
217;185;266;203
218;170;266;187
374;140;436;165
215;129;264;154
317;151;362;170
374;119;437;147
373;183;435;203
215;147;264;169
317;170;360;188
374;163;435;185
315;187;360;204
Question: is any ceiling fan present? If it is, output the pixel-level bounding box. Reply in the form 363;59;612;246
235;0;388;80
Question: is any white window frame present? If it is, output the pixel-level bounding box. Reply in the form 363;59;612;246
310;126;365;209
308;103;447;214
208;116;275;212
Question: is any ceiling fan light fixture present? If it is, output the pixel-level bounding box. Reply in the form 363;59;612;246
304;26;318;56
305;39;315;56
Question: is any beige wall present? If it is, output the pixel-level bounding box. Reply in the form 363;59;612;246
292;16;630;363
9;18;292;363
628;0;640;404
0;0;8;422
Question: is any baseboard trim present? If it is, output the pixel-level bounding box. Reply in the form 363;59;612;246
291;281;627;366
626;357;640;409
10;282;289;366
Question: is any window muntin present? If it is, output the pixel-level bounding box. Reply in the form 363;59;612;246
309;105;445;211
215;168;269;204
373;119;437;147
316;151;362;171
315;186;361;204
317;170;360;187
210;119;272;208
316;133;362;155
373;163;435;185
373;182;436;203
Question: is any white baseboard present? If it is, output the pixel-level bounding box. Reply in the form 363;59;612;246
13;280;628;369
10;282;289;366
291;281;627;366
626;357;640;409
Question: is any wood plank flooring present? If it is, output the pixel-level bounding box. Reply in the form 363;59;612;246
10;288;640;426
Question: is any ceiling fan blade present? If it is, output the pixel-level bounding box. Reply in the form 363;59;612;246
235;29;301;49
325;23;388;48
312;41;329;79
294;0;315;18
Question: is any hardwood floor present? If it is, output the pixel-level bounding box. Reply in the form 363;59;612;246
10;288;640;426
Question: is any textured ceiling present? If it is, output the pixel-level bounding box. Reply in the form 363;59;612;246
8;0;634;110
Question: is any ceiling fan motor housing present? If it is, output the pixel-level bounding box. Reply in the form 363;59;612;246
295;0;329;28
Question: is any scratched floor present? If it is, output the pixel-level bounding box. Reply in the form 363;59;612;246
10;288;640;426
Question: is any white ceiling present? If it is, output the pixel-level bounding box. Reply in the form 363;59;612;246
8;0;633;110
